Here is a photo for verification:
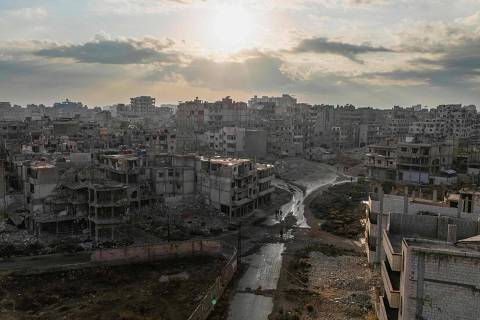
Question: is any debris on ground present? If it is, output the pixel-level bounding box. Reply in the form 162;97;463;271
309;182;368;239
0;256;224;320
270;181;378;320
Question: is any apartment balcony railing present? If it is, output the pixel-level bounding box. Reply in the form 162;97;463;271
258;175;274;183
233;197;253;206
381;260;401;309
366;219;378;239
366;207;377;224
364;236;375;265
375;293;398;320
382;230;402;272
258;187;275;197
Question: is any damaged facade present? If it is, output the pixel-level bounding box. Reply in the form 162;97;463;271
13;151;274;242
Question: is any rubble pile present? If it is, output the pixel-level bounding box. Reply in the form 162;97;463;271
0;256;224;320
134;199;229;240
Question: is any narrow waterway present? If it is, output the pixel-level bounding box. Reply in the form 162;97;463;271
227;168;340;320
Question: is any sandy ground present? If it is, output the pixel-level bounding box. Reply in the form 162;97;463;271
0;256;224;320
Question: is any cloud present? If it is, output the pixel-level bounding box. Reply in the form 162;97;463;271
366;38;480;88
147;52;294;91
4;7;48;20
89;0;205;15
394;21;473;53
370;14;480;87
346;0;386;4
34;35;179;64
292;37;393;62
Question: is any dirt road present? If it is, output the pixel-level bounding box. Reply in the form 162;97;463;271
269;182;377;320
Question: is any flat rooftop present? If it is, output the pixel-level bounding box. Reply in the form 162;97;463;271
31;163;56;170
202;157;252;165
256;163;274;170
404;237;480;257
103;154;139;160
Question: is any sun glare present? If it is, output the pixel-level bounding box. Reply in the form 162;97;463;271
209;4;254;53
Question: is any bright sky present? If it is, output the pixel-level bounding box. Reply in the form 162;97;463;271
1;0;480;107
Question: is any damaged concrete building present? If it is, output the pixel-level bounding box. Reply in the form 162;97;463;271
197;157;274;219
15;151;275;242
88;182;129;241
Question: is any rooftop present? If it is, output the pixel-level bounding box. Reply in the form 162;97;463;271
103;154;139;160
404;237;480;257
202;157;252;166
31;162;56;170
256;163;274;170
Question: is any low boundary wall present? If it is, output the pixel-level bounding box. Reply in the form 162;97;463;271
92;240;237;320
92;240;226;262
2;240;237;320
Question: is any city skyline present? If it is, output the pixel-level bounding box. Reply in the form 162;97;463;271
1;0;480;107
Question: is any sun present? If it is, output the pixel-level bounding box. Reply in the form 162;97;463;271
209;4;253;53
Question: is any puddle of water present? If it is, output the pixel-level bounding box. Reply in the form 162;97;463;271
228;173;344;320
237;243;284;291
227;293;273;320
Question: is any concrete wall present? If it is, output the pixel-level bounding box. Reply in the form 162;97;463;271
153;167;195;196
92;240;224;262
389;213;479;241
401;244;480;320
370;194;480;221
245;129;267;159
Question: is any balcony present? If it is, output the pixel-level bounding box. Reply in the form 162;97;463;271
258;175;274;183
258;187;275;197
382;230;402;272
234;197;252;206
364;237;375;265
376;293;399;320
381;260;400;309
366;218;378;237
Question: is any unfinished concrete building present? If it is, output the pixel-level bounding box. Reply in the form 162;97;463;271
88;183;129;241
23;161;58;235
101;153;159;210
366;143;397;182
365;186;480;319
41;182;89;235
365;186;480;265
371;213;480;319
390;236;480;320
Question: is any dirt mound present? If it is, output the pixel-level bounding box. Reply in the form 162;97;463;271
309;182;367;239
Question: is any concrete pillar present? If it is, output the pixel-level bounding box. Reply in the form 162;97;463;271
374;188;385;265
457;199;464;218
379;187;385;215
374;212;383;264
404;186;409;215
447;224;457;243
433;189;438;202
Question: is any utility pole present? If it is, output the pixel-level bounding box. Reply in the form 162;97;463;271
237;221;242;265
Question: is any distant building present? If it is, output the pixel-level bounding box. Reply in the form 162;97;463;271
248;94;297;114
130;96;156;115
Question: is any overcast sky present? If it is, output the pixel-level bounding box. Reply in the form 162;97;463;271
1;0;480;107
